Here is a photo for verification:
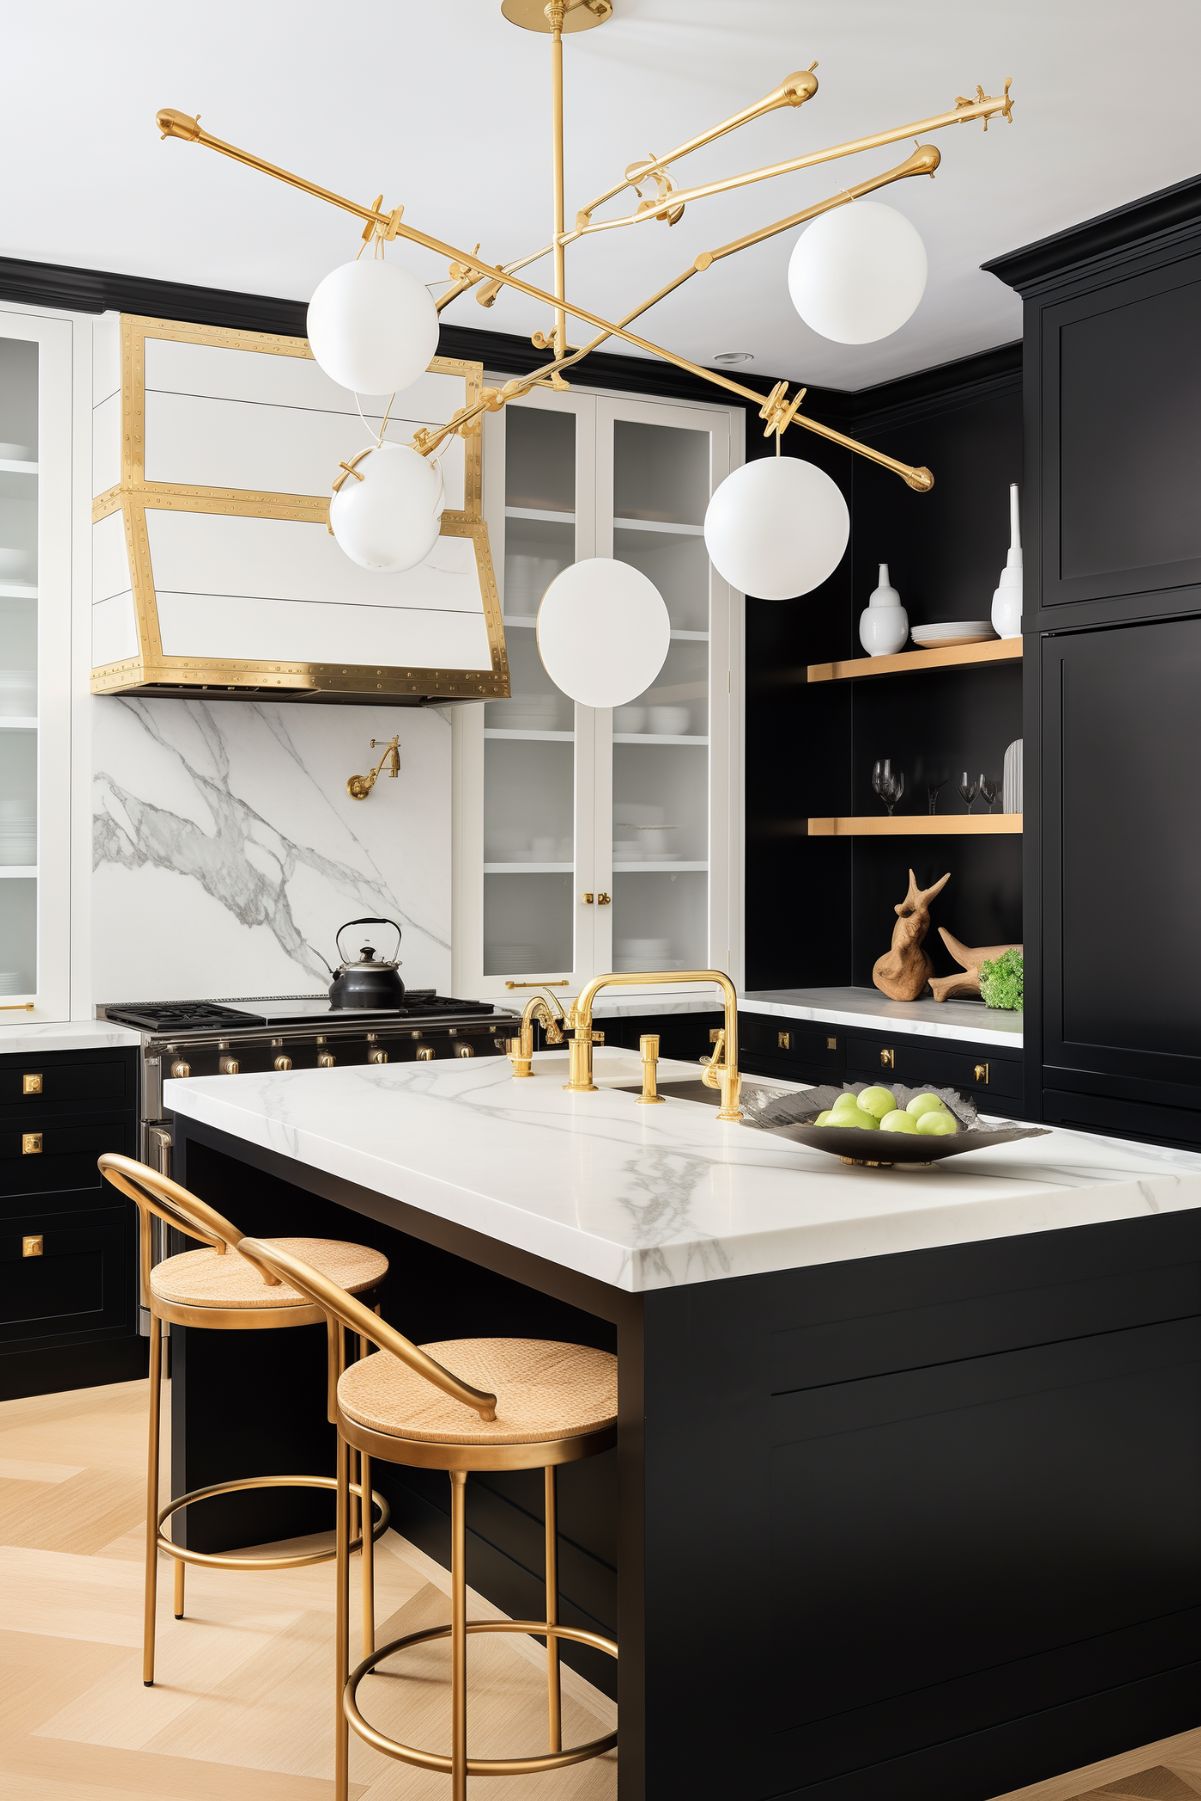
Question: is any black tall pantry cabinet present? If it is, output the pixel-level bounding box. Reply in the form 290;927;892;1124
988;177;1201;1148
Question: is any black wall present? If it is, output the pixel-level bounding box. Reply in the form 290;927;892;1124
744;346;1025;992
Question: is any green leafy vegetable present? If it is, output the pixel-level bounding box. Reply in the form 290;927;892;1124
978;947;1023;1011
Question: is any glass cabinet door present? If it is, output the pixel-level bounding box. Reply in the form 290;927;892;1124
479;391;598;992
0;312;71;1024
595;397;733;982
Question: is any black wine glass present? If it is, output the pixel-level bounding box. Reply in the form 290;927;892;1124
926;778;947;815
979;774;997;814
958;771;978;814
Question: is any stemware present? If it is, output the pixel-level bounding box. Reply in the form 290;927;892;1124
874;763;905;816
926;778;947;815
871;758;892;813
978;774;998;814
958;771;979;814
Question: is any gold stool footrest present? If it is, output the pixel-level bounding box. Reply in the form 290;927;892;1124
157;1473;390;1571
346;1618;618;1776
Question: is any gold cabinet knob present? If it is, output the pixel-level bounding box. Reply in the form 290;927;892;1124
973;1061;990;1084
218;1055;240;1075
581;891;594;904
826;1035;838;1051
22;1132;43;1155
415;1045;435;1061
273;1054;293;1071
368;1047;389;1064
317;1051;336;1068
22;1234;43;1257
454;1042;475;1058
22;1072;42;1096
597;892;611;905
777;1030;792;1051
879;1047;895;1070
169;1059;191;1079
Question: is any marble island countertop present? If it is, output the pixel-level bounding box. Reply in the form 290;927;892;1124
164;1046;1201;1294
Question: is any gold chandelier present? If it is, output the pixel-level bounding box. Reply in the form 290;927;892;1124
156;1;1014;493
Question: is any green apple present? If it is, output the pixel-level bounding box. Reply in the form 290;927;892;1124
857;1085;897;1120
906;1091;947;1118
880;1109;918;1133
844;1108;880;1130
916;1109;959;1136
814;1109;834;1126
830;1091;864;1116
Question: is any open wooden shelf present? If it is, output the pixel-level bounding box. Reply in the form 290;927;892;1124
807;814;1022;838
807;638;1022;684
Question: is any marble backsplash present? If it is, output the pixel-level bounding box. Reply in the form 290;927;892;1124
91;696;452;1004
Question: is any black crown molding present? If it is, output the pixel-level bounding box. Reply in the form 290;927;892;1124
849;340;1021;433
984;171;1201;295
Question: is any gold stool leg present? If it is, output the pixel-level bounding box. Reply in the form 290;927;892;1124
335;1429;351;1801
360;1449;375;1660
450;1469;468;1801
173;1556;185;1621
545;1465;562;1753
143;1313;162;1686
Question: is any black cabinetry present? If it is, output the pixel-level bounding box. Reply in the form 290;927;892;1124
741;1011;1023;1117
989;174;1201;1146
0;1045;145;1398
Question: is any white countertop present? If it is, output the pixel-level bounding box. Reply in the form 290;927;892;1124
164;1047;1201;1294
741;986;1024;1048
0;1019;142;1055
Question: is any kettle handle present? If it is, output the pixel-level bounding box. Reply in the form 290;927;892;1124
335;917;402;964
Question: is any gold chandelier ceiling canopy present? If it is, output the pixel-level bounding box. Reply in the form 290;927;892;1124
156;0;1014;495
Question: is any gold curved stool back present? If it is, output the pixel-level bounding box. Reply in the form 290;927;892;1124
97;1154;388;1688
238;1235;617;1801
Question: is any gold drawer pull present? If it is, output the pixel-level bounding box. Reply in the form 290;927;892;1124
826;1035;838;1051
505;979;568;989
973;1061;990;1085
879;1047;895;1070
23;1234;43;1258
22;1132;43;1155
777;1030;792;1051
23;1072;43;1096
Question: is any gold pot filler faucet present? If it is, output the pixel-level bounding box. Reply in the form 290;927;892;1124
509;970;742;1123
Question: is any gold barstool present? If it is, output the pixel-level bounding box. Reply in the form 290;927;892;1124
237;1236;618;1801
98;1153;391;1686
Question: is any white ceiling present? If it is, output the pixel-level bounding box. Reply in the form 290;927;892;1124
4;0;1200;390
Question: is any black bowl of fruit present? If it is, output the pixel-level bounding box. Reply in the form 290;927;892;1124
740;1081;1048;1167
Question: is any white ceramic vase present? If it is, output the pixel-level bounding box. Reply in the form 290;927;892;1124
991;482;1023;639
858;562;908;656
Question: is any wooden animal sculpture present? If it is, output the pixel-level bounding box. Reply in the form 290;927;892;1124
929;929;1023;1003
872;867;951;1001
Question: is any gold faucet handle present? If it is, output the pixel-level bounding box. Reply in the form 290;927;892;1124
637;1033;664;1105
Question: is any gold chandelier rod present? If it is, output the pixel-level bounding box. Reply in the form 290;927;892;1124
156;108;936;488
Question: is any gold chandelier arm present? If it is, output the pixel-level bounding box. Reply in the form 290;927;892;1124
156;108;932;489
575;81;1013;236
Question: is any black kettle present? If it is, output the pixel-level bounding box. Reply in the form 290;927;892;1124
321;918;406;1010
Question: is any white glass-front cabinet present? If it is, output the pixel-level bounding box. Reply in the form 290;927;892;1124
0;311;72;1023
453;385;742;1002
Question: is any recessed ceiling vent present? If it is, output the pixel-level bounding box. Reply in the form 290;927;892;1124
90;314;508;704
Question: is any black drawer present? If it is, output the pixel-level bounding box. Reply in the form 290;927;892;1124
846;1034;1022;1106
742;1013;845;1070
0;1203;136;1350
0;1113;135;1204
0;1049;135;1113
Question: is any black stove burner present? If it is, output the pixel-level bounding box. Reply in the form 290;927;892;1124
104;1001;268;1031
105;992;500;1034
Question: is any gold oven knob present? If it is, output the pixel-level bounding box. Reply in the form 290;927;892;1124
369;1047;389;1064
169;1059;191;1079
218;1055;240;1075
415;1045;435;1061
273;1054;293;1071
454;1042;475;1058
317;1051;336;1068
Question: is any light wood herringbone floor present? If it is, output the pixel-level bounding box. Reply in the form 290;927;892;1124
1;1379;1199;1800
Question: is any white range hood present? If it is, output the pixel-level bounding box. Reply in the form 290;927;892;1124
90;313;508;703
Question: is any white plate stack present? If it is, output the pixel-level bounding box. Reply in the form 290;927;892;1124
1002;738;1023;814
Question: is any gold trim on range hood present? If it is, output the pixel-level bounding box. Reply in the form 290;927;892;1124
90;314;509;704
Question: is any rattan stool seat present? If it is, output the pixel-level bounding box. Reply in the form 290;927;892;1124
150;1236;389;1310
338;1337;617;1446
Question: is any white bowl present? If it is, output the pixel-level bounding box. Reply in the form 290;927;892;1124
0;547;32;579
614;705;648;733
0;442;34;462
648;704;692;735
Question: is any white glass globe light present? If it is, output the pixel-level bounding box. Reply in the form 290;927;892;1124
787;200;927;344
329;443;443;572
537;558;670;708
704;456;849;600
307;259;439;395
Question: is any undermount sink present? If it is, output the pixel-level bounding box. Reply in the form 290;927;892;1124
610;1076;777;1108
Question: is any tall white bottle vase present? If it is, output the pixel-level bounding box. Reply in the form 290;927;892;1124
991;482;1023;639
858;562;909;657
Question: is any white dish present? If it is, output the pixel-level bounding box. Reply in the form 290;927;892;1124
648;704;692;735
614;705;648;733
0;547;32;579
910;621;995;648
0;443;34;463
